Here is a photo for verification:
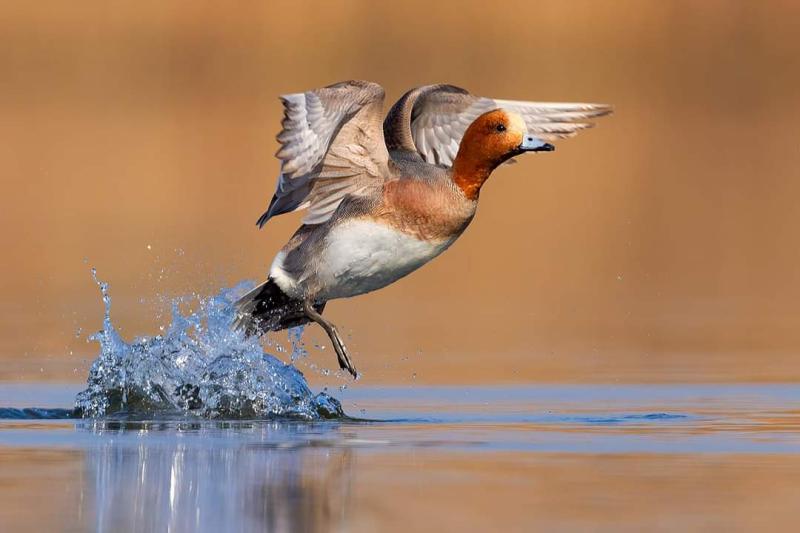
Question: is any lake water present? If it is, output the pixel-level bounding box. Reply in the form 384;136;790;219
1;383;799;532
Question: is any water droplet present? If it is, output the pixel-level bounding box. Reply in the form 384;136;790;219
72;274;343;420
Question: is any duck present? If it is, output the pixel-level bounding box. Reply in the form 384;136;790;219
235;80;612;378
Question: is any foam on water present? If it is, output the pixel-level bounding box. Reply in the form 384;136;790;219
73;270;344;420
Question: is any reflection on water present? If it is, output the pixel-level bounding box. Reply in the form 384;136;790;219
83;421;353;533
2;384;800;531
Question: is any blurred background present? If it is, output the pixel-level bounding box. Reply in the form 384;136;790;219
1;0;799;384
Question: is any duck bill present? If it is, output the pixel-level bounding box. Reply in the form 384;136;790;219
519;135;555;152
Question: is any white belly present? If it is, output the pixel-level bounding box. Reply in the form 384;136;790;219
314;219;454;300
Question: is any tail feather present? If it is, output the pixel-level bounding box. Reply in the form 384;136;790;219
234;278;324;336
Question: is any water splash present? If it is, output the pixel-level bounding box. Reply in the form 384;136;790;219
74;270;344;420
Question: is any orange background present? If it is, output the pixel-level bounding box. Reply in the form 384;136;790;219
2;1;799;384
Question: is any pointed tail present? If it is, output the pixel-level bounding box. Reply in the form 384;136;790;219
234;278;325;336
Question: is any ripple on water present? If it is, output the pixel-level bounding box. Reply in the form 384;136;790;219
0;407;77;420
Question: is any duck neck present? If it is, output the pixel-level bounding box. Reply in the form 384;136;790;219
452;150;496;201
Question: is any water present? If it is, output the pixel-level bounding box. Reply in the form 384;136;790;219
2;280;800;530
2;383;800;532
71;272;342;420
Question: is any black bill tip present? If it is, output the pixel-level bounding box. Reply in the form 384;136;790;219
534;142;555;152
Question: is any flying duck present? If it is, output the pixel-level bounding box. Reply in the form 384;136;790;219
235;80;612;377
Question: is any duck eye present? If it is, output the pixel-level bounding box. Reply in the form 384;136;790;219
496;124;506;132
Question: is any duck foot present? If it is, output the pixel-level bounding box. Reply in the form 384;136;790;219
302;300;358;378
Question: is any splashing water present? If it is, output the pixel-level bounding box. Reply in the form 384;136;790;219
74;270;344;420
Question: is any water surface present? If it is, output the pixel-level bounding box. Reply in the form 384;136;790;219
1;383;799;532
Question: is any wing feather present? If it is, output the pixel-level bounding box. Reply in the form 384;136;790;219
404;87;612;167
257;80;388;227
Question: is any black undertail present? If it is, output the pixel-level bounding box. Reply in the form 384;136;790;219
234;278;325;336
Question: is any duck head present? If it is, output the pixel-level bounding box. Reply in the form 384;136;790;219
452;109;553;200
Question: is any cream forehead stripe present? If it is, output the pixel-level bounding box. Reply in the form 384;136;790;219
505;111;526;134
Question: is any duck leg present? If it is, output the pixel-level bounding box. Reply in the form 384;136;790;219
303;300;358;378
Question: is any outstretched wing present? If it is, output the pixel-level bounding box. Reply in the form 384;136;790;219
257;80;389;227
390;84;612;167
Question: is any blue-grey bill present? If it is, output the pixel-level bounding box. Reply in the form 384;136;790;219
520;135;555;152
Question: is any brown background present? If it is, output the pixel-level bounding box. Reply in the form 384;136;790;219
2;0;799;384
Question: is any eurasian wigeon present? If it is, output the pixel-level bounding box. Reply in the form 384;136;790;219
236;80;612;377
